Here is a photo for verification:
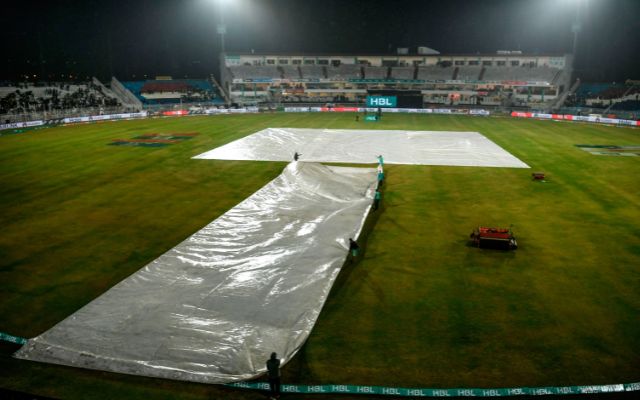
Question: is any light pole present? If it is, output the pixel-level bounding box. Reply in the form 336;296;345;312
217;0;227;55
570;0;584;57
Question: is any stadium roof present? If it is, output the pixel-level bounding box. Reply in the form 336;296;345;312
226;51;569;58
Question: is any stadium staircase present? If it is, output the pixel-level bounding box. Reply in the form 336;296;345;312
210;75;230;105
452;67;459;80
110;77;143;110
478;67;486;81
91;77;120;103
548;78;580;112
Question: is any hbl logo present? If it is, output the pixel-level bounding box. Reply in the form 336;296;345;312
366;96;397;108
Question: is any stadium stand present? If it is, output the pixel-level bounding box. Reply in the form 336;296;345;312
390;67;415;79
559;80;640;117
363;66;389;79
456;66;482;81
220;52;573;109
610;100;640;110
121;79;222;105
0;80;122;118
229;65;281;80
573;83;613;98
570;82;636;105
111;77;144;109
326;64;362;80
280;65;301;79
483;66;559;83
299;65;326;79
417;66;454;81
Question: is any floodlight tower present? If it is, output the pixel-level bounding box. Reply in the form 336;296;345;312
217;0;227;55
571;6;581;57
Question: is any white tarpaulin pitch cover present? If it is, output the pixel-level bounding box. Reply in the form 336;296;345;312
15;162;377;384
194;128;529;168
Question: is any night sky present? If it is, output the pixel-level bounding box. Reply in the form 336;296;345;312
3;0;639;82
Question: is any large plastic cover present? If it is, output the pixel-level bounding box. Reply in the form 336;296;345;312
15;162;377;384
194;128;529;168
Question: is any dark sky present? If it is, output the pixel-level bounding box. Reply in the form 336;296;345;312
3;0;639;82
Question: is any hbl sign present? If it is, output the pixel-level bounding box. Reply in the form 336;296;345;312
366;96;397;108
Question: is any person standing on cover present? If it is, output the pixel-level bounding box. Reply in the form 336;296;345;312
373;188;381;211
377;154;384;166
294;152;301;161
377;169;384;187
266;352;281;399
349;238;360;258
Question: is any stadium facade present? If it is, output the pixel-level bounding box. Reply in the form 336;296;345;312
221;51;573;109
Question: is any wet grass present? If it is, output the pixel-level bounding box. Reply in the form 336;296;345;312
1;114;639;399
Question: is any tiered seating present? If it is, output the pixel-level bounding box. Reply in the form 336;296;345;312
141;82;191;93
483;66;558;83
363;66;388;79
390;67;415;79
574;83;611;98
326;65;362;80
456;66;482;81
597;86;628;99
300;65;325;79
417;66;454;81
0;81;121;115
628;86;640;95
280;66;300;79
574;83;630;101
611;100;640;111
187;79;216;92
229;65;281;80
122;79;221;105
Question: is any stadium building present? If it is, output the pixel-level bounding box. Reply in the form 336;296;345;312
221;49;573;110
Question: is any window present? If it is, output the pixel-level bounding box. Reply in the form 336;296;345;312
292;59;302;65
455;60;465;66
497;61;506;66
331;60;341;67
468;60;480;66
317;59;329;65
278;59;289;65
266;59;275;65
511;60;520;66
303;59;315;65
482;60;492;66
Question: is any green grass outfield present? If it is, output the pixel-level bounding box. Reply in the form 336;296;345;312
1;113;639;399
